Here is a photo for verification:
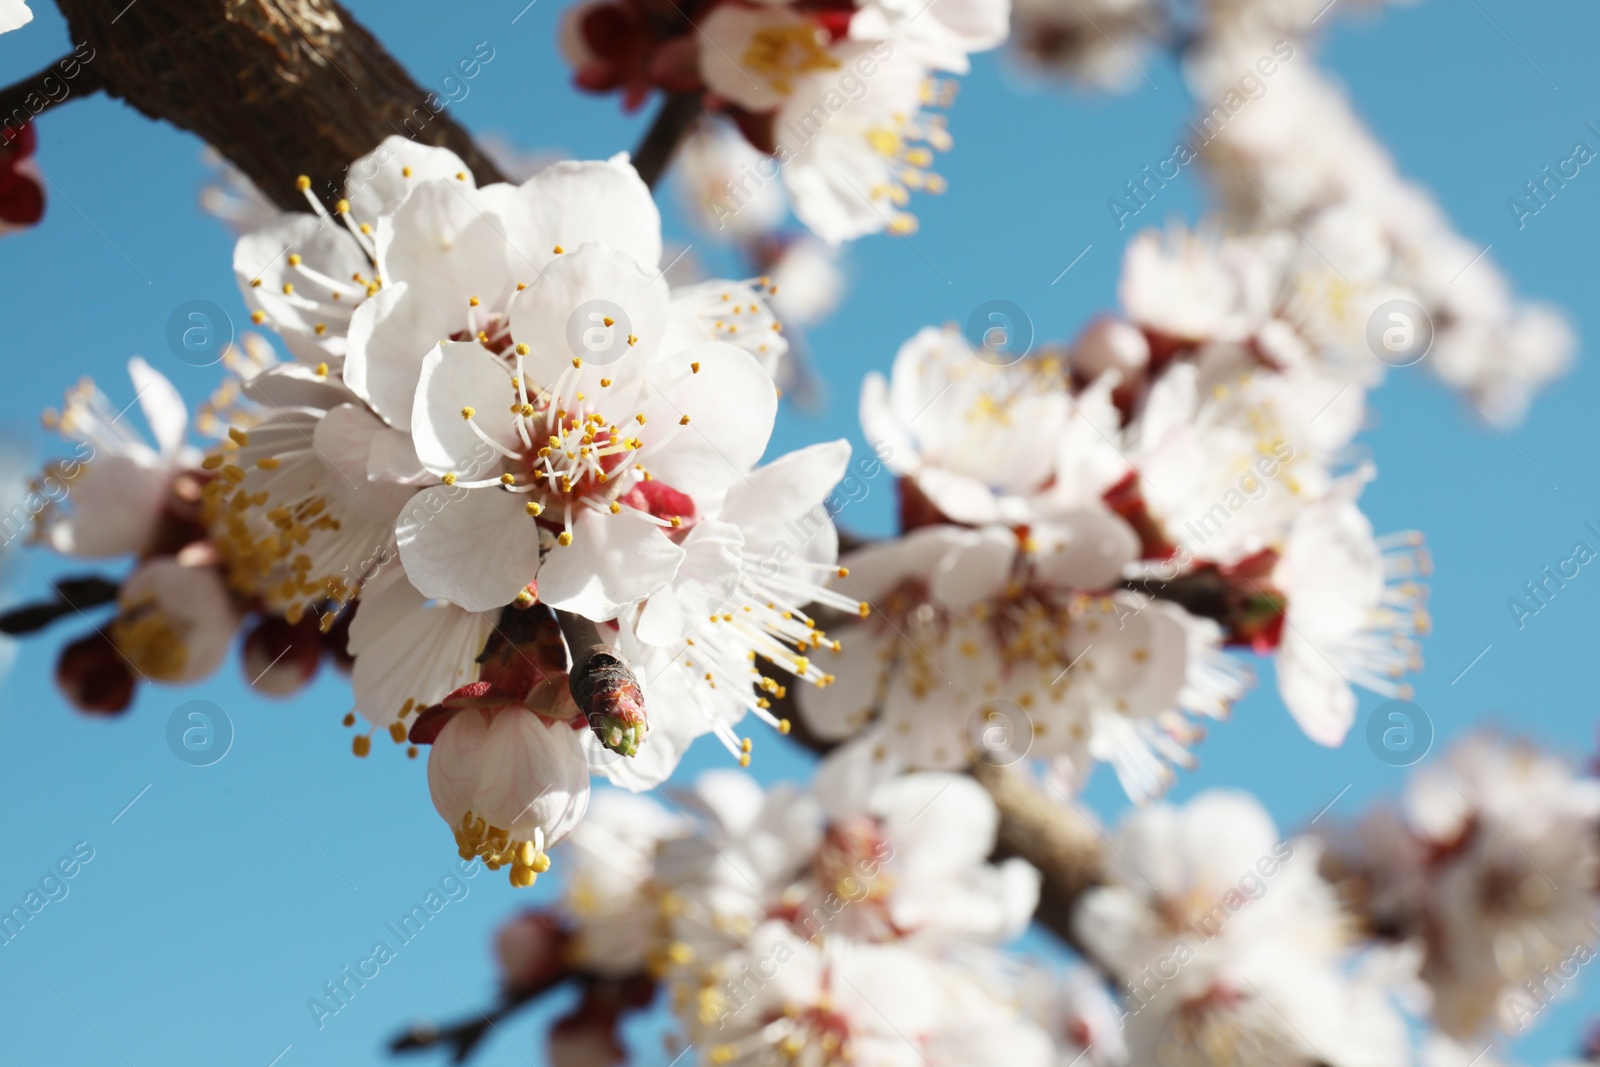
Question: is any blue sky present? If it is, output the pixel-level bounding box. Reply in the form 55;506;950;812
1;0;1598;1064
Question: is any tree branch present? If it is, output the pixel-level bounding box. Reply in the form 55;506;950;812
970;761;1105;953
631;91;702;190
53;0;506;211
391;983;553;1064
0;54;102;136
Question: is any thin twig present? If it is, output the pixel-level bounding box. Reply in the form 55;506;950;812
0;55;103;139
631;91;703;189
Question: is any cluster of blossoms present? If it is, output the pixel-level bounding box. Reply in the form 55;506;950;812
1078;788;1413;1067
1006;0;1571;424
456;730;1599;1066
1073;736;1600;1067
1326;733;1600;1044
483;745;1122;1067
5;0;1594;1060
1189;49;1573;425
561;0;1007;242
23;137;867;884
796;218;1430;800
23;338;352;712
1007;0;1405;90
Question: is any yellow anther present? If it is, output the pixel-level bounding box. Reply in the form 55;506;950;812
401;166;413;177
228;427;250;446
690;361;701;373
287;253;302;267
461;406;476;419
552;244;564;254
557;531;574;546
388;721;408;743
500;473;516;486
669;516;682;528
251;310;267;324
515;343;530;356
442;473;458;485
335;199;351;214
256;458;281;471
679;415;690;425
352;734;371;758
525;502;543;517
468;295;481;307
295;175;311;191
281;283;294;295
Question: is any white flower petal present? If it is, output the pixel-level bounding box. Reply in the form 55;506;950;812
536;507;686;621
930;526;1016;610
345;136;475;222
312;403;422;523
342;281;459;427
500;155;661;273
635;518;746;645
396;486;539;612
126;358;187;460
720;439;852;555
509;243;668;398
635;341;777;495
347;567;492;729
411;341;521;477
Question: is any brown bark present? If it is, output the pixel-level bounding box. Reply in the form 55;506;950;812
971;761;1107;952
53;0;507;211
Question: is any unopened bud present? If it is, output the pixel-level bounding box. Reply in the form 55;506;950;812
56;631;136;715
569;646;646;757
242;614;323;696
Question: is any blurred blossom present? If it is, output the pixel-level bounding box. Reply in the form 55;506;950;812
1077;790;1413;1067
198;146;279;236
764;236;844;327
0;123;45;236
675;117;788;238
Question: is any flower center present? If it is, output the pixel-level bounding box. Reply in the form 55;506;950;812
742;25;839;96
111;597;190;681
453;809;552;888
